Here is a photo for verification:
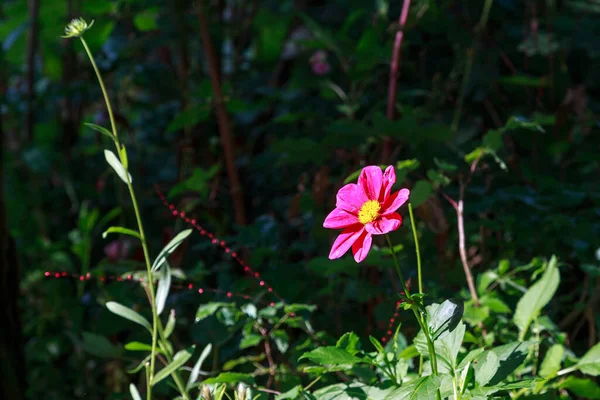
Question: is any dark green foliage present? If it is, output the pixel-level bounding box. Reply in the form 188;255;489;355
1;0;600;398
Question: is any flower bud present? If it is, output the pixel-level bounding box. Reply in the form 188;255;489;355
62;18;94;38
201;385;213;400
236;382;248;400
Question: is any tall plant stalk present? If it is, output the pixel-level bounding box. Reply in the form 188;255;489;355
78;36;160;399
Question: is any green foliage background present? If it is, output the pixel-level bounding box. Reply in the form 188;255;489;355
1;0;600;399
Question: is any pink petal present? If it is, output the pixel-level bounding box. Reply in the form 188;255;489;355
382;188;410;215
336;183;368;214
380;166;396;203
323;208;359;229
328;226;365;260
365;213;403;235
352;231;373;263
358;166;383;200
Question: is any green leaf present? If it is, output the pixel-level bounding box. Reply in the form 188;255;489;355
151;229;192;272
410;180;432;208
155;262;171;315
514;256;560;340
203;372;254;385
369;336;385;354
187;343;212;389
104;149;132;184
300;346;363;367
164;310;176;338
106;301;152;333
129;384;142;400
119;144;128;169
240;333;262;349
84;122;113;139
428;299;464;340
473;350;499;387
336;332;361;355
539;344;564;378
275;385;302;400
152;346;194;386
560;376;600;399
435;322;465;372
125;342;154;352
486;341;533;386
102;226;141;240
385;375;441;399
81;331;122;358
127;355;151;374
195;302;229;322
133;9;158;31
576;342;600;376
470;380;535;397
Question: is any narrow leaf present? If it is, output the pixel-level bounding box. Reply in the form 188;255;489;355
187;343;212;389
129;384;142;400
152;346;194;386
102;226;141;240
151;229;193;272
155;263;172;315
106;301;151;333
104;149;132;184
164;310;176;338
85;122;113;139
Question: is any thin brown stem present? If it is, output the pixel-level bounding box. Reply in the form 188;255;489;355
196;4;247;226
258;326;276;389
457;182;480;306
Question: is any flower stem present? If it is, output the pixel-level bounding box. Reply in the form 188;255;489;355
80;37;160;400
385;232;440;400
408;203;423;294
384;234;410;297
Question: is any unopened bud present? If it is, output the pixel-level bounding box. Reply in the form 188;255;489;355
236;382;247;400
201;385;213;400
62;18;94;38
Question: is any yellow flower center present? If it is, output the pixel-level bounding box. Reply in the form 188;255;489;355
358;200;381;224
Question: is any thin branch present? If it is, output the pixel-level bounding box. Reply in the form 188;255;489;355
386;0;412;120
258;326;276;389
197;4;247;226
457;182;480;306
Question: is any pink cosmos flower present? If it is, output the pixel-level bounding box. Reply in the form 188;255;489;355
323;166;410;263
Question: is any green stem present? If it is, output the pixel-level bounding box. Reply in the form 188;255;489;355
408;203;426;376
156;320;190;399
384;234;410;297
80;37;160;400
385;233;440;400
408;203;423;294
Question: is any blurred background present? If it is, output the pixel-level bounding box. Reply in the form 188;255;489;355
1;0;599;399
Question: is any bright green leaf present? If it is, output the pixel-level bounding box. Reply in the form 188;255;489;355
151;229;192;272
102;226;141;240
106;301;151;333
104;149;132;184
514;256;560;340
152;346;194;386
539;344;564;378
